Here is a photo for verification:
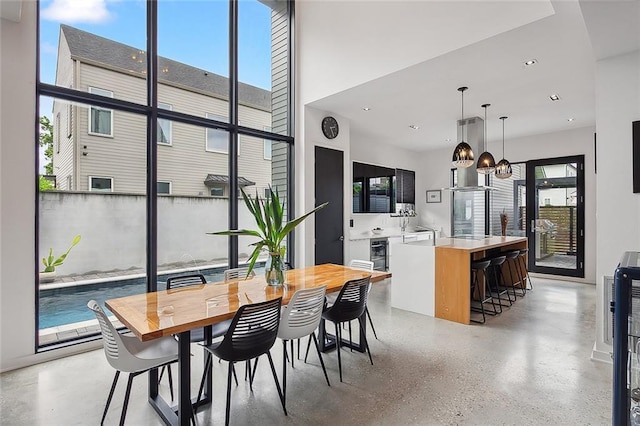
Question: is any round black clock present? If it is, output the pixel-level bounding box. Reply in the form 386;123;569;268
321;116;339;139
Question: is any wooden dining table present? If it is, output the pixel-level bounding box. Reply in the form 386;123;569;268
105;263;391;426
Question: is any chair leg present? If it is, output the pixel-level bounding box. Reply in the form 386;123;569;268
119;373;135;426
266;351;287;416
311;332;330;387
358;318;374;366
101;370;120;426
290;339;295;368
225;362;233;426
297;339;301;360
365;308;378;340
250;357;259;388
166;364;174;401
335;322;343;382
282;340;288;412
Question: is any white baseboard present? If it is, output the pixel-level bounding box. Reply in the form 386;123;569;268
591;341;613;364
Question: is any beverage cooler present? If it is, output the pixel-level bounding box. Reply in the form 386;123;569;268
612;251;640;425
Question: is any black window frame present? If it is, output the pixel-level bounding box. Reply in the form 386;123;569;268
34;0;295;351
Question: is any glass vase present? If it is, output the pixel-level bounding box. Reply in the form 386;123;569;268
265;250;286;286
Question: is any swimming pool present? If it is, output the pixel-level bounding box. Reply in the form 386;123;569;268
38;265;265;329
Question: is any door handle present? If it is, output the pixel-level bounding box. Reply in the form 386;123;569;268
339;236;344;242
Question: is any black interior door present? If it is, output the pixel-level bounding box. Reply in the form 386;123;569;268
315;146;344;265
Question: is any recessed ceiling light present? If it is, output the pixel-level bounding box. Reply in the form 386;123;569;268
446;138;451;142
409;125;420;130
524;59;538;66
362;107;371;111
567;118;574;122
550;94;561;101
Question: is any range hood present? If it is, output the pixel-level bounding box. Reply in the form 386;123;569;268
443;116;496;192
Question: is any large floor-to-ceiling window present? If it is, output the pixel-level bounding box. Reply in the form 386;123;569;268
36;0;293;348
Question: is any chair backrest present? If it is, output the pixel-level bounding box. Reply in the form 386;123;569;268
329;276;371;322
277;286;326;341
224;267;256;281
216;297;282;362
349;259;374;271
167;274;206;290
87;300;130;370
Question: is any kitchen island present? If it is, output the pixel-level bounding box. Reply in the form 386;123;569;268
435;236;527;324
389;236;527;325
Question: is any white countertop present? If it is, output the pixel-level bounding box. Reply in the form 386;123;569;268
349;229;437;241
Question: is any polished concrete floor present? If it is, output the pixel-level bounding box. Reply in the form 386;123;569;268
1;277;611;425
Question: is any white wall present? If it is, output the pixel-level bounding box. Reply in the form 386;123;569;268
416;125;597;282
592;50;640;362
39;193;257;275
300;106;351;267
0;1;56;372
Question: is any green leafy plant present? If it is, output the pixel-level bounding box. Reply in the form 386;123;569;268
209;187;327;276
42;235;81;272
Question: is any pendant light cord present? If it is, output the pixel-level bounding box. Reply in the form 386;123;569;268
500;116;507;157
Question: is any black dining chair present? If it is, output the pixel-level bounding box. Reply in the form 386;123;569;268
197;297;286;426
321;276;373;382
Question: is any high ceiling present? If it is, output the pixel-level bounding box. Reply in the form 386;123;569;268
305;0;639;153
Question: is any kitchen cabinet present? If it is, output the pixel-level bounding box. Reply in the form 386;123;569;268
395;168;415;204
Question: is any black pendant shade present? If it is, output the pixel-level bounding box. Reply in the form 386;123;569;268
477;151;496;174
495;158;512;179
495;116;512;179
451;86;474;168
452;141;474;167
476;103;496;174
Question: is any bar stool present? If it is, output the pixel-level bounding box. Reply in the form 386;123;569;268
470;259;498;323
486;255;514;308
517;249;534;291
504;250;526;297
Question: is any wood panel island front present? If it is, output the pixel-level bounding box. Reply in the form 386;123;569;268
435;236;528;324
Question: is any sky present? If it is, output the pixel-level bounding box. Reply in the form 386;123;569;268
38;0;273;172
39;0;272;110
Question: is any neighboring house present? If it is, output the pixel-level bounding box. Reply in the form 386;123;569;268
52;25;282;198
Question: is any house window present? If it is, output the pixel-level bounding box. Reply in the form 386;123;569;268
206;113;228;153
67;103;72;138
264;188;272;199
89;176;113;192
157;181;171;195
158;103;172;145
88;87;113;136
210;185;224;197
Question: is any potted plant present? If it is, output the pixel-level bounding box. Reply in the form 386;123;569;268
210;187;327;286
40;234;81;283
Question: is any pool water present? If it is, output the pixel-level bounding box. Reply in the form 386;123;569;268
39;266;264;329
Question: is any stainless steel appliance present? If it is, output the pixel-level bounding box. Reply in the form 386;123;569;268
370;238;388;271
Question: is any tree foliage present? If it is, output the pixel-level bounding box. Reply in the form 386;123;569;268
39;116;54;175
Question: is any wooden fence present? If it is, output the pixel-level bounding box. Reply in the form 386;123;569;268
520;206;577;255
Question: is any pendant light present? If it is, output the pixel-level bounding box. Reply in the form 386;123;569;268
451;86;474;168
495;116;513;179
476;103;496;174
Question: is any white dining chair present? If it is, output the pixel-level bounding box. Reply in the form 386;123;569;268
223;266;256;281
87;300;179;426
277;286;330;410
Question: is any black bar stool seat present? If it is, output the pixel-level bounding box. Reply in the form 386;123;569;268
470;259;499;323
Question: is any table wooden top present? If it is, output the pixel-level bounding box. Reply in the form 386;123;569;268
105;264;391;342
435;236;527;253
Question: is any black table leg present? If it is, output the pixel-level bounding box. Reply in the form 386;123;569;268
319;313;368;353
178;330;192;426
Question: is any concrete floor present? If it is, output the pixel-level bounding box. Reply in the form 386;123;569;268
1;277;611;425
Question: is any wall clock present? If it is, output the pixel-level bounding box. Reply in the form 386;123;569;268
321;116;339;139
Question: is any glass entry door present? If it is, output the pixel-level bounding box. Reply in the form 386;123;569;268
525;156;585;277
